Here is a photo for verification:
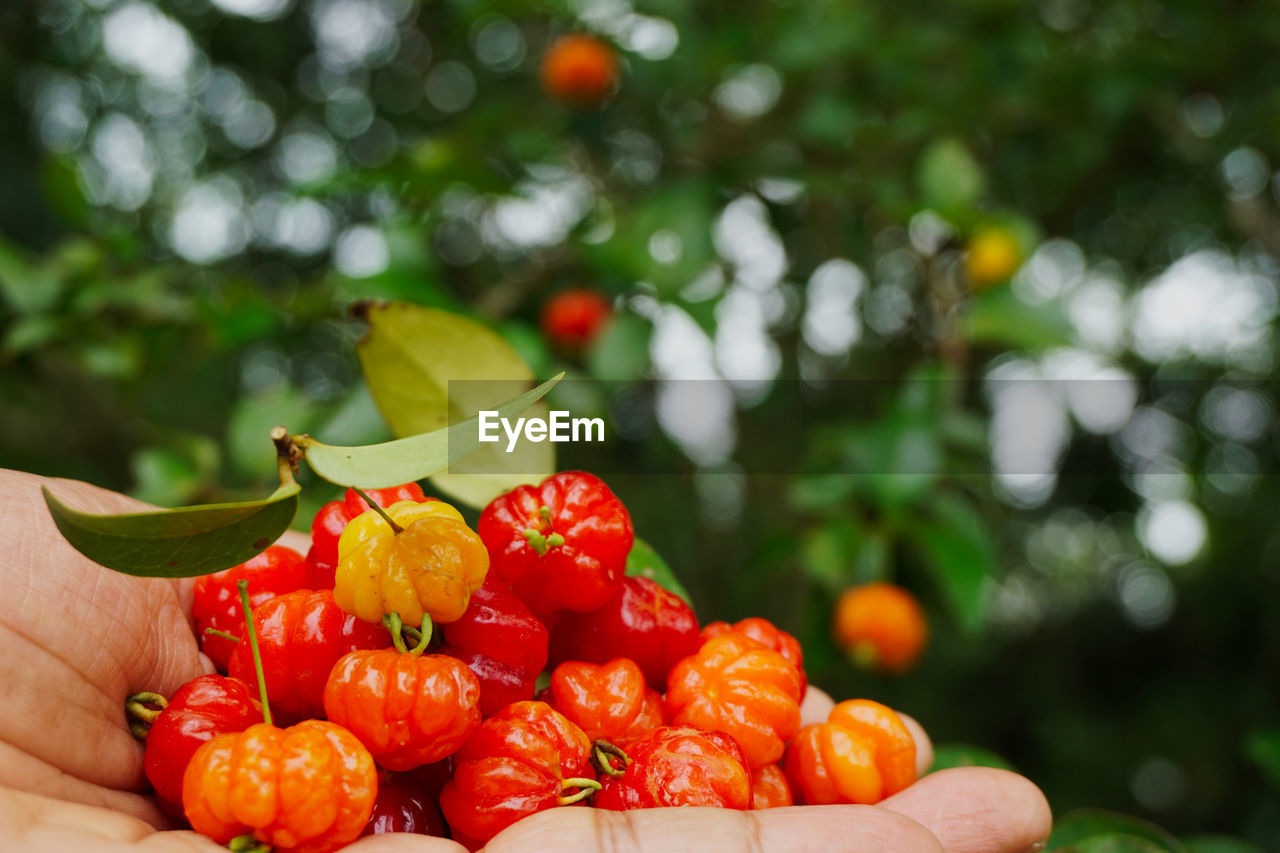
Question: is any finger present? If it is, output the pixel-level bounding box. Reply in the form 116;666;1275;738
896;712;934;776
276;528;313;554
344;834;466;853
484;803;943;853
799;685;834;725
880;767;1052;853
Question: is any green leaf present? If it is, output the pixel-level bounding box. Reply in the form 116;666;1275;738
1049;810;1186;853
625;537;693;608
917;138;985;215
908;493;996;634
929;743;1015;773
42;480;300;578
587;314;652;382
963;286;1074;351
1070;835;1182;853
301;374;562;490
1244;729;1280;790
355;302;555;508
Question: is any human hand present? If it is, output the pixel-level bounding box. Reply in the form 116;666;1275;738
0;470;1051;852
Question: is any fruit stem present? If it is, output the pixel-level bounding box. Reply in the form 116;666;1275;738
557;777;603;805
228;833;272;853
125;692;168;740
352;487;404;535
204;628;241;644
238;580;272;726
591;740;630;777
270;426;301;486
382;613;434;656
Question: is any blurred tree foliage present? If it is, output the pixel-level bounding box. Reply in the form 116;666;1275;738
1;0;1279;846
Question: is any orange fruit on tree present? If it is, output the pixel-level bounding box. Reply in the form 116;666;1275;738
541;34;618;106
832;582;928;674
965;226;1022;290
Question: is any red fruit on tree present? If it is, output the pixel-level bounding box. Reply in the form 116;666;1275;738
541;289;612;351
541;35;618;107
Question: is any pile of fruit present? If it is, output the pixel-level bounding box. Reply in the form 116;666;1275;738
129;470;919;852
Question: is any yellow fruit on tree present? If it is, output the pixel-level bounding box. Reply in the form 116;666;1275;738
965;227;1022;290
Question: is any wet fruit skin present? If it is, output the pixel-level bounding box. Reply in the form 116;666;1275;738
701;616;807;698
665;632;803;768
227;589;389;722
335;499;489;626
546;658;664;746
750;764;793;809
323;648;482;771
595;726;752;811
541;289;612;351
439;700;597;843
541;34;618;106
193;545;308;672
360;771;447;838
832;582;928;674
305;484;431;590
182;720;377;853
143;675;262;818
438;574;549;717
478;471;633;618
783;698;917;806
549;575;700;691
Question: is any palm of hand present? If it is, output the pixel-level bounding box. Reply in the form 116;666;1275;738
0;470;1051;853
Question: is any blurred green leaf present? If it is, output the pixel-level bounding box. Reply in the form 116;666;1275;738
908;493;995;633
130;435;220;507
626;536;693;608
42;479;299;578
917;138;985;215
963;286;1073;351
227;385;318;479
1180;836;1265;853
0;237;63;314
929;743;1015;773
1245;729;1280;790
587;314;652;381
1049;810;1186;853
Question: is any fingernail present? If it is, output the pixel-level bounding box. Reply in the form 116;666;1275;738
1021;841;1048;853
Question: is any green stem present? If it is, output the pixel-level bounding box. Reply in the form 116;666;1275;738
382;613;433;656
238;580;272;726
125;692;168;740
557;777;603;805
228;833;272;853
591;741;630;777
352;488;403;534
204;628;241;644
